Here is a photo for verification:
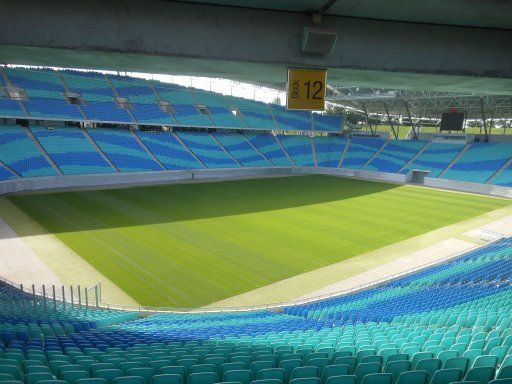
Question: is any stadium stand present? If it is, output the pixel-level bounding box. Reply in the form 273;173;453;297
208;107;246;128
136;131;204;170
492;162;512;187
4;68;66;100
1;68;344;131
81;102;134;123
400;143;465;178
0;120;511;189
0;164;17;181
0;97;26;118
442;143;512;183
87;128;163;172
61;71;117;102
341;138;386;169
213;132;271;167
277;135;315;166
271;105;312;131
226;97;277;130
244;133;294;166
108;75;159;104
312;114;343;132
0;121;511;188
314;136;347;167
0;125;57;177
23;98;83;121
192;89;232;108
171;105;214;127
107;76;176;125
364;140;427;173
130;104;176;126
29;126;115;175
0;237;511;384
176;131;241;168
2;68;82;120
0;69;512;188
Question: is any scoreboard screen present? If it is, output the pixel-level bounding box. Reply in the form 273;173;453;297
440;112;465;131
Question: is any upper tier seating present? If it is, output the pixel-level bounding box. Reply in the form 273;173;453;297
226;97;277;130
81;102;134;123
442;143;512;183
400;143;465;177
244;133;294;166
0;97;26;118
61;71;116;102
130;103;176;125
312;114;343;132
341;138;386;169
171;105;214;126
177;131;241;168
272;106;312;131
4;68;65;100
314;136;346;167
0;126;56;177
136;131;204;170
87;128;163;172
213;132;271;167
278;135;315;166
192;90;232;108
0;69;31;117
108;76;159;104
30;126;115;175
208;107;246;128
151;83;197;105
1;68;344;131
364;140;427;173
23;98;83;120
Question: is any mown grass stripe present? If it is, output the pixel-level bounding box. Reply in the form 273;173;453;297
8;175;509;307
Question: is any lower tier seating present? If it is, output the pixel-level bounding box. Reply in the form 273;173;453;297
277;135;315;166
213;132;271;167
341;138;386;169
177;131;241;169
0;124;511;187
364;141;427;173
30;126;115;175
0;126;56;177
136;131;204;170
87;128;163;173
0;238;511;384
441;143;512;184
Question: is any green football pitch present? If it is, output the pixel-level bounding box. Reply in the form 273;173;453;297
8;175;510;308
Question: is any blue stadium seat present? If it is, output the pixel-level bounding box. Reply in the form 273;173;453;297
277;135;315;166
400;143;465;177
244;133;293;166
341;138;386;169
213;132;271;167
176;131;240;168
364;140;426;173
87;128;163;172
0;125;57;177
442;143;512;183
30;126;115;175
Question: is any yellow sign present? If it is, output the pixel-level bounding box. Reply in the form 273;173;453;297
286;68;327;111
